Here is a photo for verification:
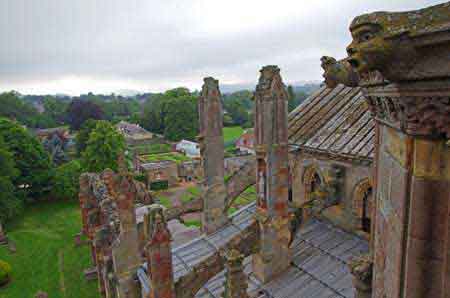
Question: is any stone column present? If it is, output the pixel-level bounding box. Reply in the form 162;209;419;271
145;205;175;298
198;77;228;234
223;250;249;298
367;83;450;298
252;66;291;283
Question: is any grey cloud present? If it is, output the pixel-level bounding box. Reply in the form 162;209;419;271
0;0;445;94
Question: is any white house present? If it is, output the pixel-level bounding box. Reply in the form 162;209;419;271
175;139;200;158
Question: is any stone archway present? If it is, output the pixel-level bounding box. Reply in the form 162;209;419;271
302;165;324;201
352;178;373;233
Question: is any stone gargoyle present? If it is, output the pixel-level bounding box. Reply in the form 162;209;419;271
322;2;450;86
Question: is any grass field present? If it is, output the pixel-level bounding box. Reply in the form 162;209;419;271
223;126;244;143
0;200;97;298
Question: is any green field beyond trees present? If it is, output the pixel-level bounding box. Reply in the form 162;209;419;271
223;126;244;143
0;201;97;298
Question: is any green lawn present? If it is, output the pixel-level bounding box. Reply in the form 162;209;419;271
0;200;98;298
141;152;191;164
223;126;244;143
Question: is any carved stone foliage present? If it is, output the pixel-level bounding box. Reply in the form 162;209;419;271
366;93;450;138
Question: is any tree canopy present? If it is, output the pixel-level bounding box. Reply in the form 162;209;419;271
0;136;21;223
0;118;53;199
82;121;126;172
51;160;82;200
66;99;104;131
139;88;199;141
75;119;98;156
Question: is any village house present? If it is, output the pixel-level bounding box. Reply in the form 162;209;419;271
235;129;255;155
175;139;200;158
115;121;154;146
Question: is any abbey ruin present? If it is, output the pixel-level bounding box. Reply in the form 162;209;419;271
79;2;450;298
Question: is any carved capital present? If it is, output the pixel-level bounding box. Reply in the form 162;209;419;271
365;81;450;138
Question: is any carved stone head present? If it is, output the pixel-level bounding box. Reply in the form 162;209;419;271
345;3;450;81
321;56;360;88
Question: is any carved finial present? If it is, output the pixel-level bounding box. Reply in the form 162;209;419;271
255;65;287;99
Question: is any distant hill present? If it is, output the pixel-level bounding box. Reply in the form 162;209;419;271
221;81;322;95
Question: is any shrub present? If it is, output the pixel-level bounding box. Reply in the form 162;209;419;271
0;260;12;286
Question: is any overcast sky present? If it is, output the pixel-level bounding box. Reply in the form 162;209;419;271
0;0;444;95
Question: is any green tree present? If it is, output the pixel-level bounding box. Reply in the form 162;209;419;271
140;94;165;134
0;91;41;127
82;121;126;172
42;96;68;126
0;118;53;199
66;99;104;131
163;96;198;141
75;119;98;156
0;136;21;223
139;88;199;141
51;160;82;200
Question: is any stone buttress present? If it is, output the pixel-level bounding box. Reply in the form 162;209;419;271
252;65;292;283
198;77;228;234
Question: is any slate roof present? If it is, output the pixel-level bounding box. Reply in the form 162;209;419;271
288;84;375;161
138;202;369;298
